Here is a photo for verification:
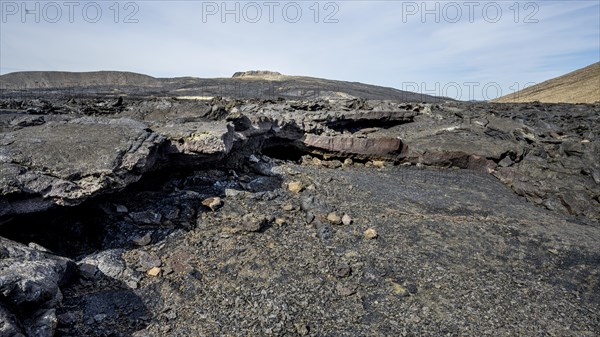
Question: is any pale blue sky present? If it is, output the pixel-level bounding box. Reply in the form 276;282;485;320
1;0;599;100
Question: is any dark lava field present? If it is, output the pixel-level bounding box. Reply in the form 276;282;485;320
0;92;599;336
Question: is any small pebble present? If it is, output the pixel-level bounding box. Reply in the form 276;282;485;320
132;232;152;246
126;280;139;289
288;181;304;193
147;267;161;277
391;282;409;297
327;212;342;225
372;160;385;168
364;228;378;239
202;197;223;211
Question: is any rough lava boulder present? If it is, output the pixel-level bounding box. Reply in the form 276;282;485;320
0;117;165;216
0;237;75;337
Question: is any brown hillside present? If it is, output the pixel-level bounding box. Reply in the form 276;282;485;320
494;62;600;104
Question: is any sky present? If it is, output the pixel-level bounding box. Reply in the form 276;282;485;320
1;0;599;100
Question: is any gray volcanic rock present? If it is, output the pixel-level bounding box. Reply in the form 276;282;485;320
0;117;165;216
303;134;404;156
1;97;598;221
0;303;23;337
0;237;75;337
155;121;235;156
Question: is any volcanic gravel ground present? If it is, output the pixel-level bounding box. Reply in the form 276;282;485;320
53;162;600;336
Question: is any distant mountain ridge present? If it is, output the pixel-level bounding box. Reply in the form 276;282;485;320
0;70;448;102
494;62;600;104
0;71;162;88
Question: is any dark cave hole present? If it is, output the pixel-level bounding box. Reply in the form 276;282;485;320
0;204;106;258
261;144;310;162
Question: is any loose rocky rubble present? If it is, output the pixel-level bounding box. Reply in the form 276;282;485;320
0;96;599;336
